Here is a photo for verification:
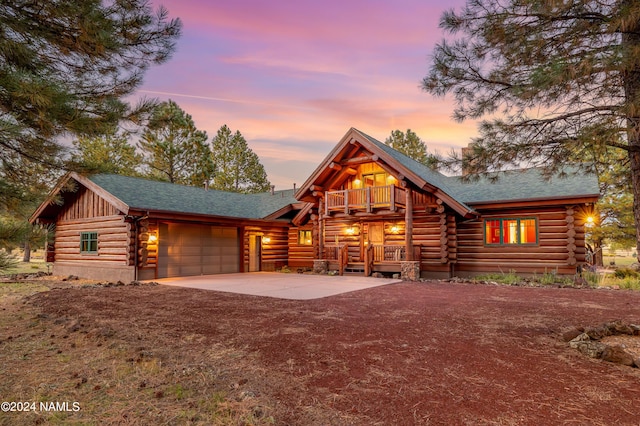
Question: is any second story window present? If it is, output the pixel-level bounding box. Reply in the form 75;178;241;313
363;172;387;187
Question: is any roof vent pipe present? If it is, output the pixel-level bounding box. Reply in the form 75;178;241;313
270;185;275;195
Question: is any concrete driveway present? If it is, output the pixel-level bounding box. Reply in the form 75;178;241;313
148;272;402;300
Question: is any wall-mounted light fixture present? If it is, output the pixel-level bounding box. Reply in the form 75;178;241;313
148;232;158;243
262;236;271;244
390;225;399;234
345;225;359;236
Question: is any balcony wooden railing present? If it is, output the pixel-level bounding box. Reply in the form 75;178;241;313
325;185;406;215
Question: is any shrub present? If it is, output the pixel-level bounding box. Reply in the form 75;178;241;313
0;249;18;273
614;268;639;279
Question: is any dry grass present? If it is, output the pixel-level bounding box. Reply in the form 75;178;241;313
0;280;280;425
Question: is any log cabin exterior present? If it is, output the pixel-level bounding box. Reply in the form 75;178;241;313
30;127;600;281
30;173;300;281
293;129;600;278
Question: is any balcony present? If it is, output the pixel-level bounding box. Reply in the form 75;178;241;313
325;185;406;215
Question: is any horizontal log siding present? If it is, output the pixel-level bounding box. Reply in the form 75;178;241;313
412;211;450;274
244;225;289;271
288;227;314;268
323;219;367;262
54;215;131;265
456;206;586;275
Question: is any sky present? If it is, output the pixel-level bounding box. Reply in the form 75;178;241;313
134;0;476;189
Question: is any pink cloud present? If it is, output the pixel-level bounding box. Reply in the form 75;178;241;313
140;0;474;188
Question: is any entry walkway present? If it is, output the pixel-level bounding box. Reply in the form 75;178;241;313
149;272;401;300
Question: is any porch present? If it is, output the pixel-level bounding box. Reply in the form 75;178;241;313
323;244;421;276
325;185;406;215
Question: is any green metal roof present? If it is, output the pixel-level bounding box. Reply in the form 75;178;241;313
88;174;297;219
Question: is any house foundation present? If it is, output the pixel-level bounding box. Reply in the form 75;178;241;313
400;261;420;281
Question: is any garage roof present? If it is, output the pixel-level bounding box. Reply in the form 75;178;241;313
30;172;298;223
87;174;298;219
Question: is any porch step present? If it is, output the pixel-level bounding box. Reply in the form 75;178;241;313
345;263;365;273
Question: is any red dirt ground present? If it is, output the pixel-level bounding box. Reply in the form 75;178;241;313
25;281;640;424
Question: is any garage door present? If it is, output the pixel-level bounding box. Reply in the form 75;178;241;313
157;223;239;278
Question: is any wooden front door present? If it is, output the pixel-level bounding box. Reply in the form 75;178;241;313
368;223;384;245
248;235;262;272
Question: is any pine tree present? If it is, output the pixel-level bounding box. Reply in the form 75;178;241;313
0;0;181;201
423;0;640;259
385;129;438;169
139;100;214;187
71;130;142;176
211;125;271;193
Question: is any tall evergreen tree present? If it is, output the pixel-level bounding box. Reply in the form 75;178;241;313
139;100;214;187
385;129;438;169
211;125;271;193
0;0;181;201
71;130;142;176
422;0;640;260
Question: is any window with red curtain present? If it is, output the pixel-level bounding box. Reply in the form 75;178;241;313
485;219;502;244
485;218;537;245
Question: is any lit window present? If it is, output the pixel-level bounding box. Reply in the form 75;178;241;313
362;172;387;187
298;230;312;246
80;232;98;253
485;218;537;245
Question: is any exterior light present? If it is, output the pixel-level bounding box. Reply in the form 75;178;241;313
390;225;399;234
148;233;157;243
585;216;595;227
263;236;271;244
345;226;356;235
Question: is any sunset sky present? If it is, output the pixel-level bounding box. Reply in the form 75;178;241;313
135;0;476;189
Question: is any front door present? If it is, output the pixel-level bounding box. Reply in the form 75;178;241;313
368;223;384;245
248;235;262;272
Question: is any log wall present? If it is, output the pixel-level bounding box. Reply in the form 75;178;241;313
287;226;314;268
51;186;135;281
455;206;586;276
243;225;289;271
54;215;131;265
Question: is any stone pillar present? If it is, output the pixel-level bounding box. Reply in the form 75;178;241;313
313;260;329;275
400;261;420;281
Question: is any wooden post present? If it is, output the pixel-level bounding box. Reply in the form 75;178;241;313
344;189;349;215
318;198;324;259
405;188;413;261
390;185;396;212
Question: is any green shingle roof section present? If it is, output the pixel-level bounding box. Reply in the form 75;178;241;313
355;129;473;210
353;128;599;206
444;168;600;204
88;174;297;219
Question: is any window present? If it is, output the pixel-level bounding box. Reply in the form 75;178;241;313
298;230;312;246
484;218;537;245
80;232;98;254
362;172;387;187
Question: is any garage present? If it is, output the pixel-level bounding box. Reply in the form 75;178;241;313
157;223;239;278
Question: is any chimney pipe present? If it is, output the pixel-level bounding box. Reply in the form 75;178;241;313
461;142;477;176
270;185;275;195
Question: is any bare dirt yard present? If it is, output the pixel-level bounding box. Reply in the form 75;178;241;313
1;276;640;425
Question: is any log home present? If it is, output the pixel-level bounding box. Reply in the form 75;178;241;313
30;128;600;281
30;173;301;281
296;128;599;279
